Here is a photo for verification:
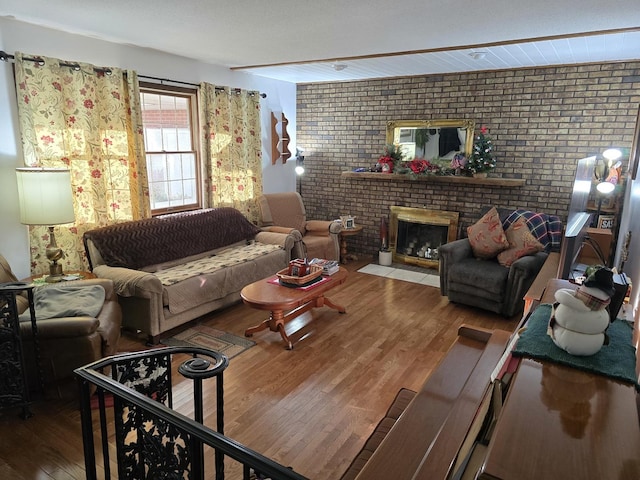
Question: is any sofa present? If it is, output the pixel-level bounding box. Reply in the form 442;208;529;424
84;207;299;343
439;207;562;317
258;192;341;261
0;254;121;394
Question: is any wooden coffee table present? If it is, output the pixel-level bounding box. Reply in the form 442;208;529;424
242;267;348;349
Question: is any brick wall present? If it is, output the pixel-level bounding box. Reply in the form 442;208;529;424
296;62;640;259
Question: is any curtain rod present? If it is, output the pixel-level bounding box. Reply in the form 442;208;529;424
139;74;266;98
0;51;267;98
0;50;113;75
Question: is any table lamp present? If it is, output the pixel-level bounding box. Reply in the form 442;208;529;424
15;167;75;280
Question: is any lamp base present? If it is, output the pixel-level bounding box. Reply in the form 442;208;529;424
46;262;64;282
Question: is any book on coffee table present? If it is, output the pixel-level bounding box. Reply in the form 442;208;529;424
309;258;340;275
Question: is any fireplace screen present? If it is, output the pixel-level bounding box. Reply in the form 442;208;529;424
389;206;459;269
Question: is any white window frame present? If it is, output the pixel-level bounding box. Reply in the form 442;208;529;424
140;83;201;215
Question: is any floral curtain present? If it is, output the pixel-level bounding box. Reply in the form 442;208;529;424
14;52;150;274
199;83;263;223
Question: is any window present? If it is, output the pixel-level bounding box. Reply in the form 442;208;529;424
140;84;200;214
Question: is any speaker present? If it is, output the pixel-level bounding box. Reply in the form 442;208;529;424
608;273;629;322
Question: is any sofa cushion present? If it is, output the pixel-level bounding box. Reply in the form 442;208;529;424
467;207;509;259
497;217;545;267
84;208;261;270
161;248;287;315
152;242;282;286
449;257;509;296
340;388;416;480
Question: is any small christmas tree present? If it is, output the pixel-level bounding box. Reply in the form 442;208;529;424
466;126;496;174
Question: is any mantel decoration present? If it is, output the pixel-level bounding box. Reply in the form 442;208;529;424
372;146;468;178
374;144;404;173
464;126;496;177
367;124;498;179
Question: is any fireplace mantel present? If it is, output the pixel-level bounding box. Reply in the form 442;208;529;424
341;171;525;187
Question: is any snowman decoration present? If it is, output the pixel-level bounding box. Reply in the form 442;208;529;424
547;267;615;356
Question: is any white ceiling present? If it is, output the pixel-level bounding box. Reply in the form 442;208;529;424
1;0;640;83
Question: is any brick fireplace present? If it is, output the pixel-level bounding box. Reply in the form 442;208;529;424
389;206;459;269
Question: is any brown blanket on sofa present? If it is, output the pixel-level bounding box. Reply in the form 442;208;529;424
84;208;261;270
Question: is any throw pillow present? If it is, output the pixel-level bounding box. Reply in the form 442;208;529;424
497;217;545;266
467;207;509;259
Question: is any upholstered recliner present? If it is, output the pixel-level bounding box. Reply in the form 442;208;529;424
439;207;562;317
0;254;121;393
258;192;341;260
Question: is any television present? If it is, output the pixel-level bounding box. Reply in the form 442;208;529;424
557;211;593;280
557;156;597;280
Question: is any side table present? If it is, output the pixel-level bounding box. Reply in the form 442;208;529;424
24;270;96;284
339;225;363;264
0;282;41;418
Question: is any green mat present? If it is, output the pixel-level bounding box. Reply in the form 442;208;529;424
513;303;639;389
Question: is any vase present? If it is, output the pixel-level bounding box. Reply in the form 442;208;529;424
379;250;392;266
473;172;487;178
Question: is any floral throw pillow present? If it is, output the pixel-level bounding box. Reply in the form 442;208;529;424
497;217;545;266
467;207;509;259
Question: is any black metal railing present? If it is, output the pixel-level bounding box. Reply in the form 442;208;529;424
75;347;307;480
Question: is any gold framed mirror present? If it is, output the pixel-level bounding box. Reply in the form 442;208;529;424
386;119;475;161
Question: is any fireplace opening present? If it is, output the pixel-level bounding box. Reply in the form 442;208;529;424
389;206;459;269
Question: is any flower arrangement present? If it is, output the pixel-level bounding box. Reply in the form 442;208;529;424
464;126;496;174
376;144;404;173
407;158;439;174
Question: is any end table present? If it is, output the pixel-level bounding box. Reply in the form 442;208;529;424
339;225;363;264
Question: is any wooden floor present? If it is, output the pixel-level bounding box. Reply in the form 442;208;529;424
0;259;519;479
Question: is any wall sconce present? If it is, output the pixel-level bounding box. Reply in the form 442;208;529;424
294;148;305;175
15;168;75;280
294;148;305;196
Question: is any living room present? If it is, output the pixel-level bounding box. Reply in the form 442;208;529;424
1;2;640;479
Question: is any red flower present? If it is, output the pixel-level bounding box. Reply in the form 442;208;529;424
77;186;84;193
103;138;113;147
52;81;62;91
91;169;101;178
112;91;120;100
84;99;94;109
480;125;488;134
23;95;29;104
238;185;245;191
61;157;70;165
40;135;54;145
236;137;243;144
68;116;76;124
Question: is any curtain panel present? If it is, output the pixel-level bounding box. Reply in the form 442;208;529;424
14;52;150;274
199;83;263;224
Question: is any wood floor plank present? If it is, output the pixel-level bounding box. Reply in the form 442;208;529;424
0;259;519;479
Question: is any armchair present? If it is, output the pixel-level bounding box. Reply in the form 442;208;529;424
0;254;121;394
439;208;562;317
257;192;341;261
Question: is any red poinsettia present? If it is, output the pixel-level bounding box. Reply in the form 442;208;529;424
408;158;439;174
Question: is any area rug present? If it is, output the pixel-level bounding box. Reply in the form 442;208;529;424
358;262;440;288
161;324;256;359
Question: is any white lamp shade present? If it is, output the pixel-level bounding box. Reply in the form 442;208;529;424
596;181;616;194
16;168;75;225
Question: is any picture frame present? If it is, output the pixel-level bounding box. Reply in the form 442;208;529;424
599;195;616;210
597;214;615;230
340;215;355;229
